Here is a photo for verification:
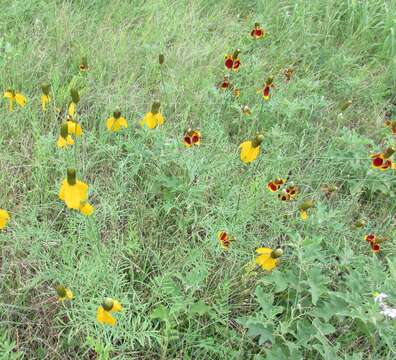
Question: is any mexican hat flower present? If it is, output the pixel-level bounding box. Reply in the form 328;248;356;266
217;231;231;250
370;147;395;170
250;23;265;39
255;247;283;271
4;89;27;111
106;110;128;132
384;120;396;135
261;76;275;101
299;199;315;221
139;101;164;129
239;134;264;164
224;49;241;71
364;234;387;253
267;178;286;192
217;75;230;90
57;123;74;148
41;84;51;112
97;298;122;326
56;285;73;301
0;209;10;230
278;185;299;201
68;88;80;117
58;168;94;216
284;68;294;82
67;117;83;136
183;129;201;147
79;56;89;72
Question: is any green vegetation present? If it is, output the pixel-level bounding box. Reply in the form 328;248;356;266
1;0;395;358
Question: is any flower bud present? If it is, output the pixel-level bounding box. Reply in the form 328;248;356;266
56;285;66;298
271;248;283;259
299;199;315;210
251;134;264;148
66;168;76;185
60;123;69;139
159;54;165;65
113;110;121;119
383;146;395;159
102;297;114;311
70;89;80;104
151;101;161;114
41;83;51;95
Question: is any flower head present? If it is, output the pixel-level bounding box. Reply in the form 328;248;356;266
370;147;395;170
299;199;315;221
56;285;73;301
183;129;201;147
68;88;80;117
4;89;27;111
139;101;164;129
57;123;74;148
239;134;264;164
79;56;89;72
217;231;232;250
96;298;122;326
267;178;286;192
0;209;10;230
224;49;241;71
59;168;94;215
41;84;51;112
255;247;282;271
261;77;274;101
106;110;128;132
218;75;230;90
278;185;299;201
250;23;265;39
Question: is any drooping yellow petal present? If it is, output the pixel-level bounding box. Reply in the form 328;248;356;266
79;202;94;216
257;257;278;271
59;288;74;301
67;121;83;136
300;209;308;221
96;306;117;326
140;112;163;129
255;247;272;255
41;94;50;112
3;91;14;99
239;141;260;163
68;102;76;116
154;113;164;125
117;117;128;129
0;209;10;230
58;180;88;209
57;135;74;148
106;117;116;131
112;300;123;312
15;93;27;107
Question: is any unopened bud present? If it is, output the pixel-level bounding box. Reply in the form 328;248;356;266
41;83;50;95
299;199;315;210
60;123;69;139
102;297;114;311
151;101;161;114
70;89;80;104
251;134;264;148
159;54;165;65
56;285;66;298
271;248;283;259
66;168;76;185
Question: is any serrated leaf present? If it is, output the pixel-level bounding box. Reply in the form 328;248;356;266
255;286;274;313
246;322;274;345
267;270;289;292
312;318;336;335
306;268;329;305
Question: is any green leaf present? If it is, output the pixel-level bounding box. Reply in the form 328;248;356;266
246;321;274;345
190;301;210;316
312;318;336;335
255;286;274;313
296;319;316;347
306;268;329;305
266;270;289;292
150;305;169;322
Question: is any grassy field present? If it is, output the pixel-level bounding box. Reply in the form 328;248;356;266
1;0;396;359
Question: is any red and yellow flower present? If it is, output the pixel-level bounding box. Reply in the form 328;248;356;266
255;247;282;271
364;233;387;253
267;178;286;192
261;77;275;101
239;134;264;164
183;129;201;147
224;49;241;71
97;298;122;326
4;89;27;111
250;23;265;39
278;185;299;201
370;147;395;170
217;231;232;250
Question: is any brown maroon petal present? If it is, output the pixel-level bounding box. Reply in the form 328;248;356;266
184;136;192;145
371;243;380;252
365;234;375;242
255;29;263;36
192;134;200;143
372;157;384;167
263;86;270;97
225;58;234;69
233;60;240;69
219;232;228;241
381;160;392;169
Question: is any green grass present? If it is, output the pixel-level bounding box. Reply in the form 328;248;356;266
1;0;396;359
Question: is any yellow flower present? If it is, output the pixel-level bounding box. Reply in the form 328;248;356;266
4;89;27;111
57;123;74;148
41;84;51;112
59;169;94;216
68;102;76;116
139;101;164;129
106;110;128;132
56;285;73;301
299;199;315;221
0;209;10;230
255;247;282;271
97;298;122;326
239;134;264;163
68;88;80;116
67;119;83;136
